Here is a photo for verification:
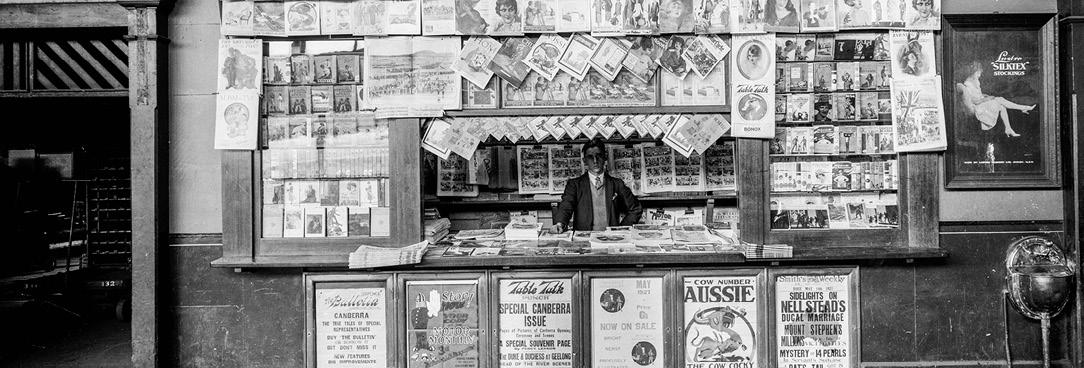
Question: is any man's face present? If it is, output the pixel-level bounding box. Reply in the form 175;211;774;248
817;105;830;115
583;147;607;175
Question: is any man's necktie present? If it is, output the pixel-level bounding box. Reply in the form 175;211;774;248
594;177;603;189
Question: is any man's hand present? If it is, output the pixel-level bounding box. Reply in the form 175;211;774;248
550;223;566;234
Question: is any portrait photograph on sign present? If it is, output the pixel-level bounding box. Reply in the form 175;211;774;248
943;15;1060;188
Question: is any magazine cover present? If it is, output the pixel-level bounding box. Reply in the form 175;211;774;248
252;2;286;36
311;85;333;113
489;37;536;86
730;34;775;138
889;30;935;81
386;0;423;34
837;0;872;29
265;56;291;85
682;275;759;365
525;34;569;80
355;0;388;35
214;91;260;150
903;0;939;30
265;86;289;115
682;34;730;79
870;0;904;27
589;37;630;81
347;206;371;236
693;0;730;34
891;76;946;152
836;61;858;91
591;277;665;368
523;0;559;32
786;94;811;123
453;36;502;88
313;55;337;84
792;34;816;61
290;54;313;84
764;0;800;32
798;0;836;32
775;35;795;62
836;125;858;153
262;204;284;237
657;0;696;33
337;54;361;83
786;63;809;92
812;124;837;154
557;0;591;31
320;0;356;34
303;206;326;237
622;37;660;84
217;39;262;93
405;280;480;368
285;1;321;36
813;33;834;60
422;0;457;34
657;35;692;79
325;206;348;237
221;0;254;36
366;36;461;113
858;61;881;90
730;0;766;33
812;62;833;92
559;33;599;80
583;70;657;107
834;92;857;120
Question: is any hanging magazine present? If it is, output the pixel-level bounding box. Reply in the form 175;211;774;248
365;36;461;116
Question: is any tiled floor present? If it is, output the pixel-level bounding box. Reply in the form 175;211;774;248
0;317;131;367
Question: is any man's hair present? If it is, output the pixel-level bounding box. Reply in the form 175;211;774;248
582;138;607;157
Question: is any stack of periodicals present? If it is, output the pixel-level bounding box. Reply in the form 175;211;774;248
743;244;794;259
504;222;542;240
348;240;429;269
424;218;451;243
588;231;635;250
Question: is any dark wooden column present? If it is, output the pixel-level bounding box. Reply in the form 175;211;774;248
1058;0;1084;365
118;1;171;366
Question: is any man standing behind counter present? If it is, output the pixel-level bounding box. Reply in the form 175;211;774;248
551;138;643;233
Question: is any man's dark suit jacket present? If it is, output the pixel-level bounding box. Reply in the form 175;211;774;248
553;173;643;231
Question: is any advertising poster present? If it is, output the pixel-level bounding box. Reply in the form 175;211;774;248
948;27;1045;176
214;91;260;150
591;277;665;368
217;38;263;93
682;275;758;367
314;285;389;368
405;280;481;368
498;278;575;368
730;34;776;138
774;274;853;368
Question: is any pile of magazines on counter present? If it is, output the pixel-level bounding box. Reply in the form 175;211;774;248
743;244;795;259
348;240;430;268
433;224;747;257
424;218;450;243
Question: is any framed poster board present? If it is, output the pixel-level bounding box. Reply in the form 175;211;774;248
398;272;489;368
490;272;582;368
676;269;768;367
584;271;672;368
304;273;398;368
769;268;860;368
943;14;1060;188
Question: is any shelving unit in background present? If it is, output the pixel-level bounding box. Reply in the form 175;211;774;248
88;155;131;269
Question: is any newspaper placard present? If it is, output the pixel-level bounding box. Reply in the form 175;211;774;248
214;91;260;150
314;285;389;368
775;273;854;368
497;278;574;368
406;280;480;368
890;76;946;152
730;34;776;138
217;39;263;93
682;275;758;366
591;277;665;368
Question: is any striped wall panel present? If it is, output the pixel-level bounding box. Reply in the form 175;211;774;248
33;39;128;91
1;42;26;91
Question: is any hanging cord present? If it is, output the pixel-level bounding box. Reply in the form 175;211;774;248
1003;290;1012;368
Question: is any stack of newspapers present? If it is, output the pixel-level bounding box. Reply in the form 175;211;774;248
424;218;451;243
504;222;542;240
743;244;794;259
348;240;429;268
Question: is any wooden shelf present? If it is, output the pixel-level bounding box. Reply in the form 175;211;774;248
447;105;731;117
425;193;738;207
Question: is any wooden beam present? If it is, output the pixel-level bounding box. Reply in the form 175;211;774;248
124;3;168;367
0;3;128;29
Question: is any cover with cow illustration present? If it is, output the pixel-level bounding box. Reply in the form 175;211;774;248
682;276;758;367
405;280;480;368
